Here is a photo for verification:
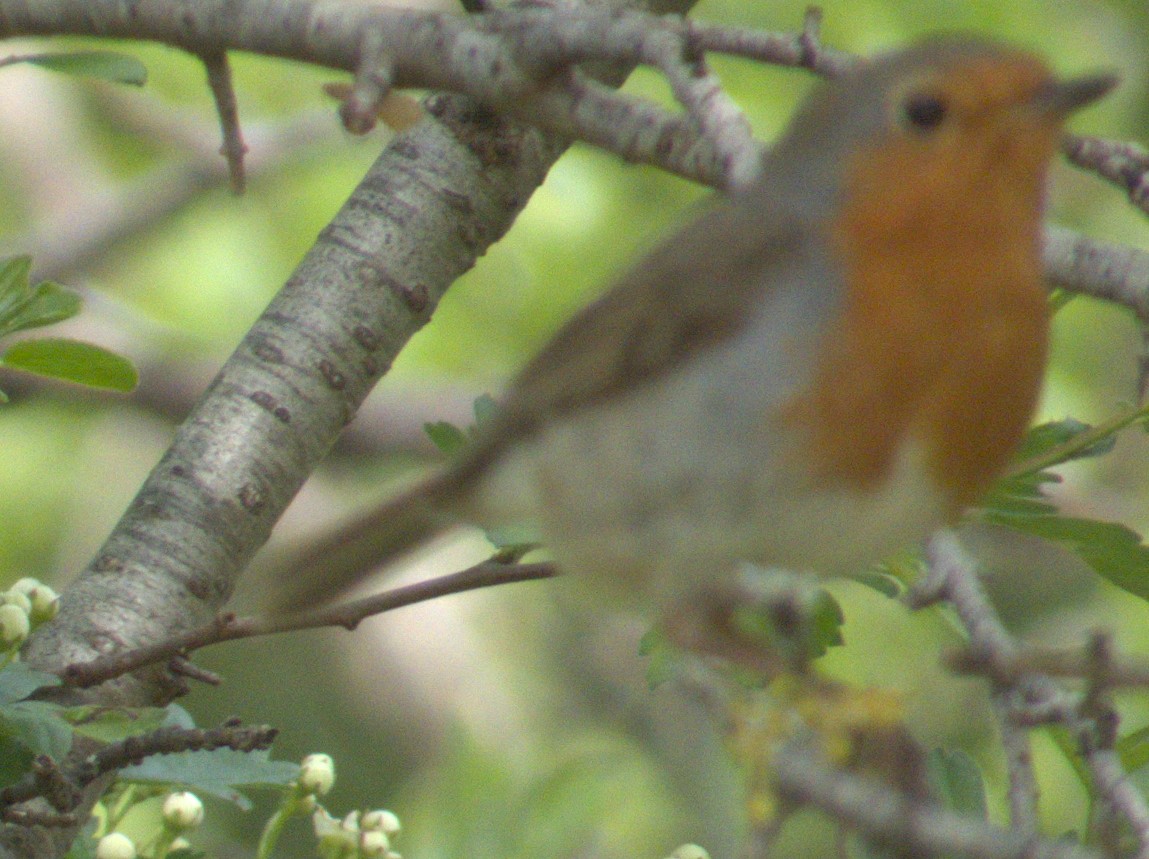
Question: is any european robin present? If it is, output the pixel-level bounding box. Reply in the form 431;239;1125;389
273;38;1115;632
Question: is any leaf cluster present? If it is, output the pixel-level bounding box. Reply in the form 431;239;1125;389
0;258;137;401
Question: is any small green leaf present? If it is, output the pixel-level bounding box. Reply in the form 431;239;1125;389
0;662;61;705
2;283;81;333
167;848;207;859
0;700;73;760
979;414;1149;603
639;627;684;689
852;570;903;598
806;589;846;656
425;395;499;454
0;257;33;315
424;420;467;455
15;51;147;86
1011;411;1148;478
926;747;987;818
0;257;82;335
983;511;1149;602
732;581;845;661
1117;724;1149;774
1;338;138;391
63;819;99;859
471;393;499;432
120;748;299;811
61;706;169;743
0;257;36;334
0;735;34;790
484;523;541;550
1046;726;1090;788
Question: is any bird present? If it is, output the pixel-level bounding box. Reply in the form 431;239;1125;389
271;37;1115;643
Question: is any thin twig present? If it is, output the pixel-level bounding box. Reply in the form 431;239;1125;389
1064;134;1149;218
771;740;1100;859
61;559;557;688
340;28;394;134
0;723;277;815
947;641;1149;689
910;532;1149;858
200;50;247;193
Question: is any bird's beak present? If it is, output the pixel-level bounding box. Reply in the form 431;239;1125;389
1034;72;1119;116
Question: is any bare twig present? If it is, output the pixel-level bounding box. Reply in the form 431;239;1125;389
771;740;1100;859
1064;134;1149;217
60;560;557;688
948;640;1149;688
910;532;1149;859
691;8;854;77
340;28;395;134
0;723;277;816
200;50;247;193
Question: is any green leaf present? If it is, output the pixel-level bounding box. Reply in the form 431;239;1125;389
1;338;138;391
732;583;845;661
979;415;1149;603
983;510;1149;602
1046;726;1090;788
2;283;82;333
471;393;499;432
0;662;61;705
1011;411;1149;478
424;420;468;455
852;570;903;598
167;848;207;859
60;706;169;743
1014;417;1111;462
0;735;34;789
926;747;987;818
1117;724;1149;774
639;627;684;689
484;524;541;550
120;748;299;811
63;819;99;859
162;703;197;730
807;589;846;655
0;257;82;335
14;51;147;86
0;700;72;760
425;394;499;455
0;257;33;324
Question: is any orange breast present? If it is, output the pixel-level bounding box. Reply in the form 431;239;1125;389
783;123;1054;514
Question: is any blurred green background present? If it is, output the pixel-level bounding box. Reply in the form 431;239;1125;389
2;0;1149;856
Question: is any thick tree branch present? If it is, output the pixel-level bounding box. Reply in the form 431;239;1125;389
6;0;696;855
0;1;1138;305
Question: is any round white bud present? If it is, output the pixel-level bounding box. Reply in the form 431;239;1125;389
359;830;392;857
0;604;30;648
162;791;204;831
361;809;401;834
2;591;31;615
667;845;710;859
95;833;136;859
298;753;335;796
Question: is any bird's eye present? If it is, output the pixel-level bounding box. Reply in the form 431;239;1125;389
900;92;948;131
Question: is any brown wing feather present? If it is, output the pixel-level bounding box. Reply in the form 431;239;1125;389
455;192;806;475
